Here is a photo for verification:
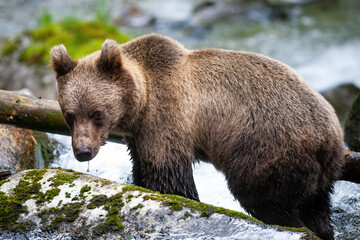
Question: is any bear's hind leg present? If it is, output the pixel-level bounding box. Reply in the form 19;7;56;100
299;191;334;240
243;202;305;228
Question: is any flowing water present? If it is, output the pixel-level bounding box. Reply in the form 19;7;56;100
1;0;360;239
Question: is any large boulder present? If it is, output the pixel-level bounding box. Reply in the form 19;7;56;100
0;124;59;175
0;169;317;240
345;91;360;151
321;83;359;127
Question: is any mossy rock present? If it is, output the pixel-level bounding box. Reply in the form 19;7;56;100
2;18;131;65
0;169;318;239
345;92;360;151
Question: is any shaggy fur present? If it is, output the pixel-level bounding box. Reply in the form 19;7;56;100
51;34;344;240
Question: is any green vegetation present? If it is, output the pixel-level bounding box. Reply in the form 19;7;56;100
0;179;9;187
38;202;83;230
131;203;145;211
90;179;112;187
79;185;91;199
87;194;108;209
0;192;27;231
1;13;131;64
0;170;49;231
36;188;61;205
91;193;125;236
48;172;79;187
14;169;47;201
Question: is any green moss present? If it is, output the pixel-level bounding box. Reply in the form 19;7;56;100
11;169;63;207
87;194;108;209
91;179;113;187
0;179;9;187
14;179;41;202
92;216;124;237
126;194;134;203
122;184;153;193
52;168;82;174
65;192;71;198
106;214;124;230
184;211;192;219
0;192;26;230
108;193;125;209
90;179;113;187
165;199;183;212
39;202;83;230
48;172;79;187
131;203;145;211
36;188;61;205
1;37;20;56
279;226;321;240
164;194;255;221
10;17;131;64
24;169;47;182
79;185;91;199
143;194;166;202
91;193;125;237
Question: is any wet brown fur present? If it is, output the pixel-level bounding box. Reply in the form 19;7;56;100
51;34;344;240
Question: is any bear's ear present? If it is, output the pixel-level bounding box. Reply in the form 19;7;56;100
50;44;77;77
96;39;122;72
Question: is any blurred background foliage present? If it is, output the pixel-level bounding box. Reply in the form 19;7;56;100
2;14;131;64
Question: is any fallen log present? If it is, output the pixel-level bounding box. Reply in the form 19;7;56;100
0;89;359;183
0;170;11;180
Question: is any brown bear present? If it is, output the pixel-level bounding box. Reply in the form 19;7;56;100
50;33;344;240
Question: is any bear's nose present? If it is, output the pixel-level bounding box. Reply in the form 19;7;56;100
74;146;93;162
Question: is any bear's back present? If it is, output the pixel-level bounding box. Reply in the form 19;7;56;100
121;33;188;71
186;49;342;164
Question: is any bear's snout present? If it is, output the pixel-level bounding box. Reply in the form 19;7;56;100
74;146;93;162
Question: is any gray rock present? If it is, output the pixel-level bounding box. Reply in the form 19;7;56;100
321;83;359;127
0;169;317;240
0;124;59;174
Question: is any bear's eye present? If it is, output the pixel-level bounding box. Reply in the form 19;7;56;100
91;111;104;126
64;112;75;126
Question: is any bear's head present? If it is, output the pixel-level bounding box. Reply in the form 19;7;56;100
50;40;139;162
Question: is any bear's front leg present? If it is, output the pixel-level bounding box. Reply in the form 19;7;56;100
126;134;199;201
